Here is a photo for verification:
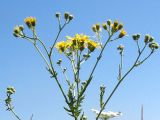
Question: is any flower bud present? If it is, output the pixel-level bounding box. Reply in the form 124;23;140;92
24;17;36;28
57;59;62;65
149;36;154;42
95;24;101;32
92;25;97;32
113;20;118;28
7;87;15;94
55;12;61;18
63;68;67;72
132;34;141;41
144;34;150;43
100;85;105;93
117;45;124;51
19;25;24;31
64;12;70;20
118;24;123;30
149;42;159;49
118;29;127;38
107;19;112;26
102;23;107;30
69;15;74;21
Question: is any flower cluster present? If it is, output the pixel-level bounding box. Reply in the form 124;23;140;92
92;20;127;38
55;34;99;53
13;16;37;37
24;17;36;28
132;34;159;50
5;87;16;108
13;25;24;37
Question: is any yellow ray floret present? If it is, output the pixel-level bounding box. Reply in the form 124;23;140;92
55;34;99;53
55;41;69;53
24;17;36;28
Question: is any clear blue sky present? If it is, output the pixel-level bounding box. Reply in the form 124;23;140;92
0;0;160;120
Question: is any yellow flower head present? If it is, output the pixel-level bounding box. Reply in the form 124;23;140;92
24;17;36;28
118;29;127;38
67;34;90;51
55;34;99;53
87;40;99;52
55;41;68;53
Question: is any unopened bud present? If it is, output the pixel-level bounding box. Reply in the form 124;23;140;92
132;34;141;41
55;12;61;18
63;68;67;72
57;59;62;65
95;24;101;32
69;15;74;21
64;12;70;20
117;45;124;51
149;36;154;42
113;20;119;28
92;25;97;32
144;34;150;43
102;23;107;30
19;25;24;31
107;19;112;26
118;24;123;30
149;42;159;49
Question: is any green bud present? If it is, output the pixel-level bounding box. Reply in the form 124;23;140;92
132;34;141;41
69;15;74;21
63;68;67;72
55;12;61;18
102;23;107;30
107;19;112;26
144;34;150;43
92;25;97;32
95;24;101;32
57;59;62;65
113;20;119;28
149;42;159;49
149;36;154;42
117;45;124;51
64;12;70;20
19;25;24;31
118;24;123;30
7;87;15;94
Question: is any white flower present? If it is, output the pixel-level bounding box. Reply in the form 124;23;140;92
91;109;122;120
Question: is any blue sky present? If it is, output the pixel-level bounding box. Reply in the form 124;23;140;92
0;0;160;120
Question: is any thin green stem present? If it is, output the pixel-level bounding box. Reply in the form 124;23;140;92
34;44;51;69
49;21;69;56
136;41;141;54
8;104;21;120
96;43;148;120
79;35;113;98
60;64;70;86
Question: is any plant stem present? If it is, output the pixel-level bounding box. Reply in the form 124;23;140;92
79;35;112;98
8;104;21;120
96;44;148;120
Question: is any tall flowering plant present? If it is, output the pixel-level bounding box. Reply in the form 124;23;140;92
5;12;159;120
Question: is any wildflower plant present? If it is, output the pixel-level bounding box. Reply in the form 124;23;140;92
8;11;159;120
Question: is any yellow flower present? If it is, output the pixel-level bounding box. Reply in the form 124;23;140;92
55;41;68;53
55;34;99;53
24;17;36;28
87;40;99;52
118;29;127;38
67;34;89;51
